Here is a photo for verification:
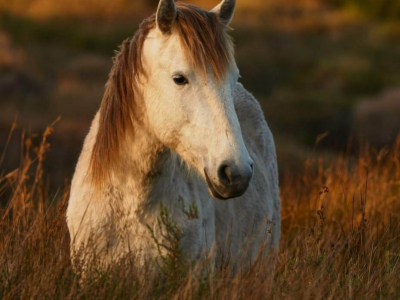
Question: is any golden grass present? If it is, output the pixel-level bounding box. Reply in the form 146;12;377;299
1;124;400;299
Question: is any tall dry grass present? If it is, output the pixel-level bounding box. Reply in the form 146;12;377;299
1;123;400;299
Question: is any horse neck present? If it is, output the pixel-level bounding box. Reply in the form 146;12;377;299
111;113;175;200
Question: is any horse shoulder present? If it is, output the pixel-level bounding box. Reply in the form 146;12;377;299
67;113;103;239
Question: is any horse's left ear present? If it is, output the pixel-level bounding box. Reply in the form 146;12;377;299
156;0;177;33
211;0;236;27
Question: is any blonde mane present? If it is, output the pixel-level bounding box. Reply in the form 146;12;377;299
90;3;234;187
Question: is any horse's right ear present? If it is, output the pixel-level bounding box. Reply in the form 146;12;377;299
156;0;177;34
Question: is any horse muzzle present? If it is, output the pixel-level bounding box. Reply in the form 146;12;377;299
204;162;253;200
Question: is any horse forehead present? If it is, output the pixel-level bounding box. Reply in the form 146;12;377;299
145;29;238;82
158;33;185;61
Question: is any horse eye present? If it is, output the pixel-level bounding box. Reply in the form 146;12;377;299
172;75;188;85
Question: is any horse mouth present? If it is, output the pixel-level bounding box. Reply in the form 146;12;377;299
204;169;230;201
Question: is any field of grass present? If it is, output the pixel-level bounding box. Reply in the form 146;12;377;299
1;124;400;299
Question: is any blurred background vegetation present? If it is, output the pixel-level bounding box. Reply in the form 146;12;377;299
1;0;400;187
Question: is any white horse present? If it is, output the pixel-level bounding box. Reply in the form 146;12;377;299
67;0;280;270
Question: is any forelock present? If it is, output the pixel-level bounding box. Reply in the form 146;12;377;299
173;3;234;81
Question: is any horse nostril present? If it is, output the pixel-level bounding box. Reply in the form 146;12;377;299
213;162;253;198
217;164;231;187
217;162;253;190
